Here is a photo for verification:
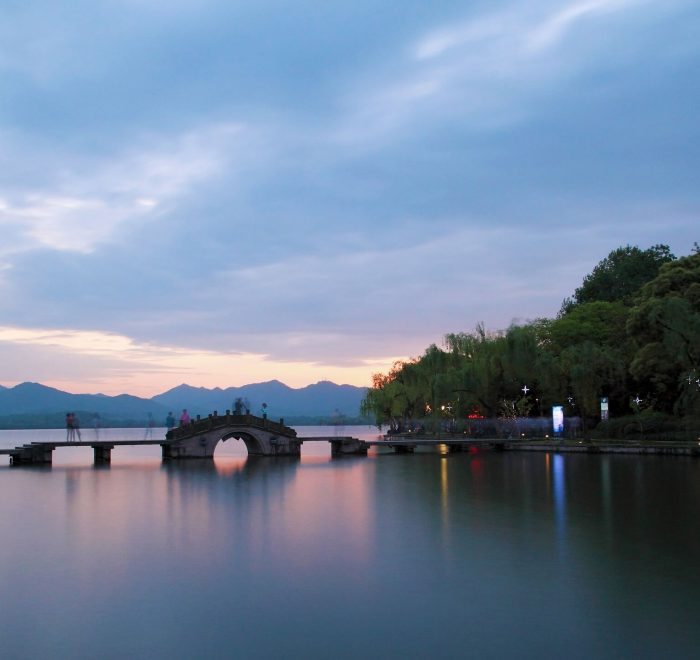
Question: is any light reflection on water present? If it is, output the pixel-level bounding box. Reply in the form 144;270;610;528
552;453;567;552
0;429;700;658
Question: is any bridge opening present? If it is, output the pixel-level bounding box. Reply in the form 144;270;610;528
216;431;264;457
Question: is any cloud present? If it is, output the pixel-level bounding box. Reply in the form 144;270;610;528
0;1;221;84
415;0;647;61
0;324;396;395
526;0;645;52
0;123;245;254
336;0;680;146
0;0;698;391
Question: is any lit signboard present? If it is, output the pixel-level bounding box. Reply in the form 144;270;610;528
552;406;564;434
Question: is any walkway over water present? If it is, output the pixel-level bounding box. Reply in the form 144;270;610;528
164;411;374;459
0;435;498;465
5;413;697;466
0;413;370;465
366;436;507;453
167;412;296;442
0;440;166;465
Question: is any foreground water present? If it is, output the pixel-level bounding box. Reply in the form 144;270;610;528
1;427;699;659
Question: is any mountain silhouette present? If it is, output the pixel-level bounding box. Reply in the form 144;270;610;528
151;380;366;418
0;382;168;417
0;380;368;423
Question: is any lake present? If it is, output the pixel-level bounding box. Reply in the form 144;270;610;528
1;426;699;659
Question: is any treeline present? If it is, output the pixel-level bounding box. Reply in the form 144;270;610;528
361;244;700;439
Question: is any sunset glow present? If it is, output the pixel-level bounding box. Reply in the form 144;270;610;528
0;325;401;396
0;0;697;395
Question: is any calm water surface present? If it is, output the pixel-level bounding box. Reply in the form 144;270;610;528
1;427;699;659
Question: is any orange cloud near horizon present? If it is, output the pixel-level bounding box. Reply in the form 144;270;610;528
0;325;402;397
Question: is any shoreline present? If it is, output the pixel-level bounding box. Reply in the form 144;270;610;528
386;434;700;456
504;440;700;456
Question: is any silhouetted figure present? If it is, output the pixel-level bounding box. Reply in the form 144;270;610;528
234;398;243;415
73;413;82;441
145;412;155;439
260;402;268;419
180;409;191;426
166;412;175;429
66;412;74;442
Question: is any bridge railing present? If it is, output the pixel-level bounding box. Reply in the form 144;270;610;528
166;412;296;441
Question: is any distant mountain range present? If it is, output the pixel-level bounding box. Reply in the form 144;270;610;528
152;380;366;419
0;380;369;428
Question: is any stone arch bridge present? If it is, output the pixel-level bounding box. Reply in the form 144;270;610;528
163;412;367;459
164;413;302;458
0;413;364;465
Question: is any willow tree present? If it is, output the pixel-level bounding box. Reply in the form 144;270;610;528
360;362;413;431
444;325;507;418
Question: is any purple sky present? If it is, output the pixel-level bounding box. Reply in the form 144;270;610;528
0;0;698;395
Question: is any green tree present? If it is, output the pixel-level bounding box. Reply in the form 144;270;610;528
361;361;415;430
627;252;700;413
548;301;632;412
414;344;454;432
444;325;508;418
362;243;699;441
561;244;675;313
549;301;629;350
560;341;626;438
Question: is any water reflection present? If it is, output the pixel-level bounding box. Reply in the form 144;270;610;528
439;457;450;553
601;457;613;542
1;444;700;658
440;457;448;512
552;453;567;548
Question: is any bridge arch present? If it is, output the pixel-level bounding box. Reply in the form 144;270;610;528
163;415;301;458
218;430;265;456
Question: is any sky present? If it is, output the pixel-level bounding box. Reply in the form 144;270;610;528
0;0;698;397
